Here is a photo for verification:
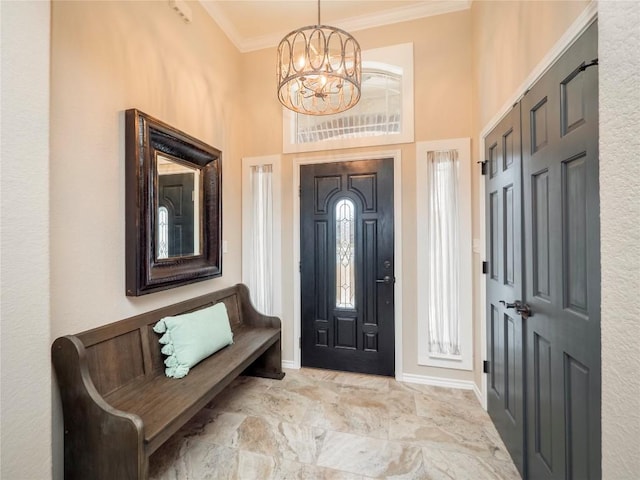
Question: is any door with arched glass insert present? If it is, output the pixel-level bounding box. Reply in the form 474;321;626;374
300;158;394;376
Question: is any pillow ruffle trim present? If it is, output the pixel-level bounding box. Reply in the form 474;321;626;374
154;319;189;378
152;320;167;334
161;344;175;356
165;365;189;379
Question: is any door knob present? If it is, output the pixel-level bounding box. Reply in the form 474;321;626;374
376;275;394;284
499;300;533;318
515;302;532;318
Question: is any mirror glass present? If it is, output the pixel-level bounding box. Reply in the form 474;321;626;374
156;154;201;259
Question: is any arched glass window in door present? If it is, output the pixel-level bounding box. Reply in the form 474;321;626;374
157;206;169;259
336;198;356;308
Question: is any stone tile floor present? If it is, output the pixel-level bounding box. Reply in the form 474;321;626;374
149;368;521;479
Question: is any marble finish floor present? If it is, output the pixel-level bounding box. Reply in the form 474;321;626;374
149;368;521;479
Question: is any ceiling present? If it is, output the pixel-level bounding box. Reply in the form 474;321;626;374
199;0;471;52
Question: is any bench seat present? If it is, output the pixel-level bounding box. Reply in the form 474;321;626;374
106;325;280;453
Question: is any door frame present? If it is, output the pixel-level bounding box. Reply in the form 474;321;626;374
478;4;598;410
293;149;403;379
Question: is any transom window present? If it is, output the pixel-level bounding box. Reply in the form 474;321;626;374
296;69;401;144
283;43;414;153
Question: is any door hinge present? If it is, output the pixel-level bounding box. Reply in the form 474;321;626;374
299;337;301;349
298;261;301;273
477;160;488;176
579;58;598;72
299;185;301;197
482;261;488;274
483;360;490;374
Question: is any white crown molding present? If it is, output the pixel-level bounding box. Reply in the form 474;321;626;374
200;0;471;53
199;0;245;51
339;0;471;34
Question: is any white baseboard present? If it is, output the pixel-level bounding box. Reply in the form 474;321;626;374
400;372;485;408
400;372;475;390
473;383;486;410
281;360;298;370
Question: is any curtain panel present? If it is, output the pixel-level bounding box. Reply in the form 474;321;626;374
426;149;461;356
248;165;274;314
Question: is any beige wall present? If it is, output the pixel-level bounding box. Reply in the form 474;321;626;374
0;1;52;478
472;0;591;130
50;1;244;477
50;0;244;339
241;10;475;381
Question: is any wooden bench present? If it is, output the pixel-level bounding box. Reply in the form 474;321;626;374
52;283;284;480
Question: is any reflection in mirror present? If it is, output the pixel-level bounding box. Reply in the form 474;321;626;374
156;154;201;259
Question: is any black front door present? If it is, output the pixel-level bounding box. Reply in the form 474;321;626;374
485;103;526;477
300;159;395;376
158;173;195;257
522;21;600;480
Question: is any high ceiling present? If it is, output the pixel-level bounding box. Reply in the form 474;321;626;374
199;0;471;52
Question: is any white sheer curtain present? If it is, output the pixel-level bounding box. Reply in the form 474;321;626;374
248;165;273;314
427;149;461;356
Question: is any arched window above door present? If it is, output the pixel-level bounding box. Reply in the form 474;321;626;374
283;43;414;153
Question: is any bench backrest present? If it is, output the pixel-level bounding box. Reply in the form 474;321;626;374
75;285;245;397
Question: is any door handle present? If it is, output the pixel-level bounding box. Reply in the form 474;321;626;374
499;300;533;319
376;275;394;284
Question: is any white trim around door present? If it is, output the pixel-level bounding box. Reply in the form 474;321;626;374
293;150;403;380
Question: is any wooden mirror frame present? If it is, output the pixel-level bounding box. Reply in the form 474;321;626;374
125;109;222;296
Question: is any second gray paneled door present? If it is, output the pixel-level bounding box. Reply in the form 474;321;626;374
522;21;600;480
485;20;600;480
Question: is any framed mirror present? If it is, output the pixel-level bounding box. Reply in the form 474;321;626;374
125;109;222;296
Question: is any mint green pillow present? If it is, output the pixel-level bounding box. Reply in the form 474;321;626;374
153;302;234;378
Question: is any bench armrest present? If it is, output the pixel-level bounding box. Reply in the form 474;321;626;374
235;284;285;379
236;283;282;328
52;336;147;480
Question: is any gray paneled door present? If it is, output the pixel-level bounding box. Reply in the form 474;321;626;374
522;21;600;480
485;103;526;478
485;21;600;480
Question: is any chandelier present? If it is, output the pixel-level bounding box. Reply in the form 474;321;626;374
276;0;361;115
